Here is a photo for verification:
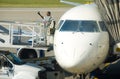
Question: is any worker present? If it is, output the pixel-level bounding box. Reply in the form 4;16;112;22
38;11;56;46
37;11;56;35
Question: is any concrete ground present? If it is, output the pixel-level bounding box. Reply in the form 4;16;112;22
0;8;70;23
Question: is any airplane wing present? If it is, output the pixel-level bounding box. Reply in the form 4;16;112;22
60;0;81;6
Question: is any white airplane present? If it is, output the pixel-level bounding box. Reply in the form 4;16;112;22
54;0;109;76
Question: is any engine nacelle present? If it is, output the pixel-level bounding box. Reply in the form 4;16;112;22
17;48;45;60
114;43;120;56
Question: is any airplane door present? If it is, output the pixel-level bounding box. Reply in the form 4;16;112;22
0;55;14;79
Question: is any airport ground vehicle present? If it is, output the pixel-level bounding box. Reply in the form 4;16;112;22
0;21;54;60
0;50;45;79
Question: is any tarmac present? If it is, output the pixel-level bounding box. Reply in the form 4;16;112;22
0;8;70;23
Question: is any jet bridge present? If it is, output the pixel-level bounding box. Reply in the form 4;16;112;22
95;0;120;45
95;0;120;55
0;21;53;49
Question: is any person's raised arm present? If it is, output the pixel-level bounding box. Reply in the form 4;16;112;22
37;11;44;19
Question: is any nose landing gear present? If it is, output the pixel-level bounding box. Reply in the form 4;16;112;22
73;74;90;79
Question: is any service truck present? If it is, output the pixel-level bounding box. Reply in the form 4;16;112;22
0;50;45;79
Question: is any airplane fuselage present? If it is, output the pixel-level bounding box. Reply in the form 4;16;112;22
54;4;109;74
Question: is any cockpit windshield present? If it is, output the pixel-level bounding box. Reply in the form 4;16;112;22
59;20;100;32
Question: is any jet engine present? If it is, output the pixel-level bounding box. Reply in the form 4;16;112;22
17;48;38;60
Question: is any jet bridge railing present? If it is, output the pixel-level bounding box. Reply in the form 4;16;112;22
0;22;46;48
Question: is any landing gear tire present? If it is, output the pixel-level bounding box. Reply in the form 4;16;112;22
73;74;90;79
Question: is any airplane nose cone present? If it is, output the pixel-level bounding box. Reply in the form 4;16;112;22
54;40;88;73
54;40;97;73
54;32;102;73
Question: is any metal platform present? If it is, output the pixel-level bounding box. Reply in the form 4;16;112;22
0;21;53;50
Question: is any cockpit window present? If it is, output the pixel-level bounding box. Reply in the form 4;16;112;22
99;21;107;31
60;20;100;32
56;20;64;30
60;20;79;31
